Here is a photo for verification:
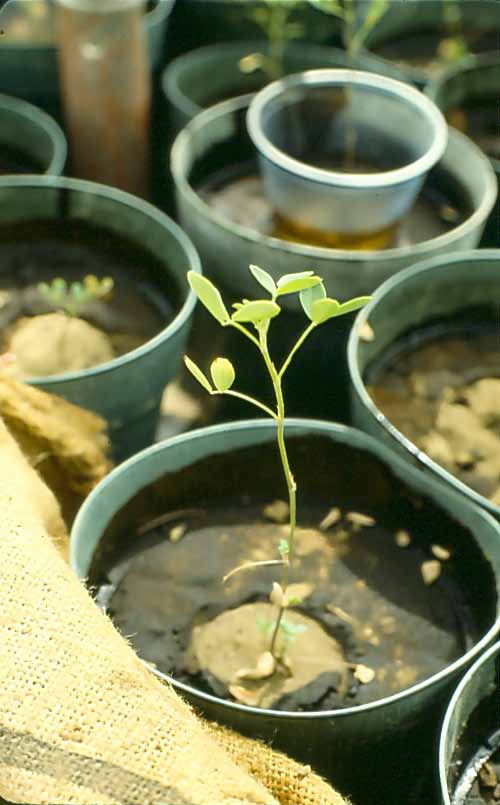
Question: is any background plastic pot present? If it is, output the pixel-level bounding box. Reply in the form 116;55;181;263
348;249;500;522
0;0;174;106
71;417;500;805
0;92;66;175
426;52;500;248
439;639;500;805
162;40;384;137
360;0;500;88
0;175;199;460
247;69;448;241
170;93;496;423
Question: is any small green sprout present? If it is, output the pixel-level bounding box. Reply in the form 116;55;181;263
38;275;114;317
233;0;305;81
185;265;370;665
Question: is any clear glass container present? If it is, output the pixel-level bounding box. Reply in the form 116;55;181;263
55;0;151;197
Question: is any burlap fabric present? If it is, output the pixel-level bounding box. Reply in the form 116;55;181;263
0;420;349;805
0;376;111;525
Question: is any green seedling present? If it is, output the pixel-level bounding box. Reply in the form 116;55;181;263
308;0;390;168
38;274;114;317
234;0;305;81
438;1;469;65
185;265;370;664
308;0;389;57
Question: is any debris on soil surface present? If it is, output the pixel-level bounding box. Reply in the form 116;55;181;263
263;499;290;524
395;530;411;548
476;756;500;803
370;335;500;503
319;506;342;531
421;560;442;586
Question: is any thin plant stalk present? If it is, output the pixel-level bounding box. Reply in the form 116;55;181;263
185;266;370;670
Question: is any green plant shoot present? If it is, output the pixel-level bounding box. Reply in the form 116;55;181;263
38;275;114;317
185;265;370;662
235;0;305;81
308;0;389;56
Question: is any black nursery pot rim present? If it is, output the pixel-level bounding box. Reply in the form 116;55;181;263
0;174;200;385
439;638;500;805
0;92;67;175
71;417;500;722
170;93;497;263
425;50;500;173
347;247;500;521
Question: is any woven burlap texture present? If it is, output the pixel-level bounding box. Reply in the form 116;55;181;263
0;375;111;525
208;724;348;805
0;419;349;805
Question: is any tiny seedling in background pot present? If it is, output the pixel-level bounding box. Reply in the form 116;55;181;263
185;265;370;678
38;274;114;316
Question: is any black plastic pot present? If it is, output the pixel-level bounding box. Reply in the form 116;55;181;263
439;639;500;804
348;249;500;524
72;418;500;805
426;52;500;248
0;92;66;175
162;40;382;136
0;175;199;460
170;93;496;425
361;0;500;88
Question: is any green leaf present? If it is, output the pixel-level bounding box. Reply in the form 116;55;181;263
278;539;290;558
308;0;344;19
187;271;230;326
184;356;212;393
280;619;308;637
249;264;276;296
276;275;322;296
287;596;303;607
300;282;326;319
232;299;281;324
256;617;274;634
210;357;235;392
311;298;342;324
338;296;371;316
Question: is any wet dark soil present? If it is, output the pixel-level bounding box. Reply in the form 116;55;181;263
90;434;494;714
0;146;44;175
0;219;178;377
369;330;500;505
447;96;500;162
450;676;500;805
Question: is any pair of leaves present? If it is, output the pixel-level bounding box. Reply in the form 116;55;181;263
249;264;322;298
188;271;281;326
300;283;370;324
185;355;235;394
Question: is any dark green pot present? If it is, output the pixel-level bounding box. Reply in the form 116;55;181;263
0;175;199;460
0;0;174;104
361;0;500;88
426;52;500;248
162;40;382;136
171;93;496;424
0;92;66;175
439;639;500;804
71;417;500;805
348;249;500;522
